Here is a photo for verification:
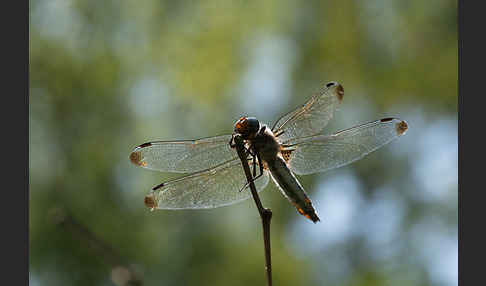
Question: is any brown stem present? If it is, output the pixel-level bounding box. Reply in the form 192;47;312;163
232;135;273;286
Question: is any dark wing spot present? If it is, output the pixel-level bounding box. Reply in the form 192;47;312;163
139;142;152;148
144;193;157;209
396;120;408;135
336;84;344;101
129;151;143;165
380;117;395;122
323;82;343;101
152;182;165;191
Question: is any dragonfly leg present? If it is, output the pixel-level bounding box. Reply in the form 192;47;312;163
239;151;264;192
251;145;263;177
252;150;257;178
230;134;256;157
245;144;256;157
256;152;264;178
229;134;236;148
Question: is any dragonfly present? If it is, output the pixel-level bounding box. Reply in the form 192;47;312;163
129;82;408;222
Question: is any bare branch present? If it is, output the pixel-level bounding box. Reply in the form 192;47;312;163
232;135;273;286
49;207;143;286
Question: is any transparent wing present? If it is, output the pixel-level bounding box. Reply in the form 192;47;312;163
286;118;408;175
129;135;237;173
272;82;344;144
145;158;270;209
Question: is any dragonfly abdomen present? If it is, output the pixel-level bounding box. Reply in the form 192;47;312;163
266;155;320;223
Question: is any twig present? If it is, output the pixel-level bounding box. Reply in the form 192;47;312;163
232;135;273;286
49;207;143;286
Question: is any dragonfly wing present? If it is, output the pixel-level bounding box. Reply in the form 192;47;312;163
286;118;408;175
272;82;344;143
146;158;270;209
129;134;237;173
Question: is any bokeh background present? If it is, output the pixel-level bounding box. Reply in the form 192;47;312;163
29;0;457;285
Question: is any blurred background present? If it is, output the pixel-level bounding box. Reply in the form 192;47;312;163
29;0;457;285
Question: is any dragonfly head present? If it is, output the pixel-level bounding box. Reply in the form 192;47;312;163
234;116;260;139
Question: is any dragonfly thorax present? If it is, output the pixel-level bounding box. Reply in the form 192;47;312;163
234;116;261;139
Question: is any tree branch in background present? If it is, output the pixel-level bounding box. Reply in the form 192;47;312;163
49;207;143;286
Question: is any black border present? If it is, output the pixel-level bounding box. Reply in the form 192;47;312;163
459;0;481;285
5;0;28;285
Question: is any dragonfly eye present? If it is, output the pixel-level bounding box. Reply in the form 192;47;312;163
234;116;260;139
